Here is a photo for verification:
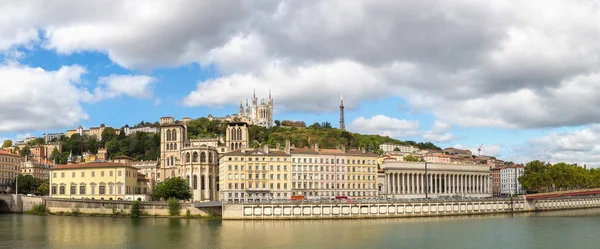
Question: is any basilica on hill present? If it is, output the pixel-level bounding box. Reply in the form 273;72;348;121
208;90;274;128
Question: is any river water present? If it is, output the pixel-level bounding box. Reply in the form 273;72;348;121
1;209;599;249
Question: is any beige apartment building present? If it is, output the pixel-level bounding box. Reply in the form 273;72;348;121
0;150;24;193
21;159;51;180
220;146;292;202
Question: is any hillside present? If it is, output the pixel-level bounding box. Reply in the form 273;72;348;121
187;118;440;154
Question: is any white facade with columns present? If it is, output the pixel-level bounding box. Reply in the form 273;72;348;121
381;162;491;198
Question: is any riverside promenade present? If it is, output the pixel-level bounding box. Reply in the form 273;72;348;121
222;196;600;219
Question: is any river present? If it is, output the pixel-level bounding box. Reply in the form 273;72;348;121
1;208;599;249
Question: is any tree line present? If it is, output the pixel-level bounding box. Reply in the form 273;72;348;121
519;160;600;193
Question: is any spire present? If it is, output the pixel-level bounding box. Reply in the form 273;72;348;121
246;98;249;106
269;89;271;99
253;89;256;98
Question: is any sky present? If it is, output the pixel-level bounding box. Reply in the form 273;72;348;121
2;0;600;166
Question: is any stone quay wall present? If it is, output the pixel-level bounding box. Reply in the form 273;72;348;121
222;197;600;220
0;195;220;216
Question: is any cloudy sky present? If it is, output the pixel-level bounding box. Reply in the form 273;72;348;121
1;0;600;166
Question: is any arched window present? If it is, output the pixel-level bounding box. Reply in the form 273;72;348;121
201;175;206;190
170;156;174;166
234;143;238;150
171;170;175;177
174;143;177;150
193;175;198;190
192;152;199;162
172;130;177;141
230;143;234;151
185;153;191;163
237;128;242;141
200;152;206;163
166;129;172;141
208;152;213;164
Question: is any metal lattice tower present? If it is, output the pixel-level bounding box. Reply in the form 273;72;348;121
340;95;345;131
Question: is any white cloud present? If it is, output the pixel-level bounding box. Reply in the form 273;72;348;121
0;64;89;132
93;74;157;101
511;125;600;167
0;63;157;132
5;1;600;129
348;114;420;138
421;120;455;142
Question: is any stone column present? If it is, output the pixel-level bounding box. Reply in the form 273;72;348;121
390;173;394;194
411;173;415;194
476;175;480;194
204;166;210;200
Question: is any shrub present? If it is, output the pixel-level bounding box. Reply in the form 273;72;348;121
167;198;181;216
130;200;142;218
30;203;48;215
71;207;81;216
185;208;191;218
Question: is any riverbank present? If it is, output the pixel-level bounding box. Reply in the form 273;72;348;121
222;196;600;219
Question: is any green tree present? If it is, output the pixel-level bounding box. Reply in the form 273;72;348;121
167;198;181;216
37;180;49;196
13;174;41;194
152;177;192;201
49;148;60;163
404;154;421;162
309;122;322;129
19;146;31;157
321;122;332;128
130;200;142;218
519;160;552;193
274;120;281;127
2;139;12;148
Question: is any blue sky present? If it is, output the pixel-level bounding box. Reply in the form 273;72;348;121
2;1;600;166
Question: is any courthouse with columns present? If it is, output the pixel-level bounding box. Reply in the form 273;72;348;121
381;161;491;198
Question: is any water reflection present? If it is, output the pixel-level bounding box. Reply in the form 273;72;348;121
1;208;600;249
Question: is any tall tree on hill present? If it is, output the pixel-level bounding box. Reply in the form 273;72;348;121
1;139;12;148
321;122;332;128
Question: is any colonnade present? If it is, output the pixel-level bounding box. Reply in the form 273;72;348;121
384;172;490;196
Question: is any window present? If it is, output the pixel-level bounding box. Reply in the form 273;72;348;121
92;171;95;177
59;186;65;195
118;170;122;176
101;171;104;177
61;172;65;178
53;173;56;178
110;171;113;177
99;186;106;195
52;186;57;195
80;185;86;195
91;185;96;195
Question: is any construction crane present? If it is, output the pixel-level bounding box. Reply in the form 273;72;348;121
478;144;483;156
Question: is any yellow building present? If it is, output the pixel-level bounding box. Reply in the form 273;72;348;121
220;145;292;202
345;149;379;198
50;162;151;200
0;150;24;193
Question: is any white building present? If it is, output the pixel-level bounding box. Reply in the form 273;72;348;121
43;133;64;143
124;126;159;136
500;166;524;195
381;161;492;198
380;143;417;153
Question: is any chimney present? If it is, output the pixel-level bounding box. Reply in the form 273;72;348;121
341;145;346;153
285;140;291;154
361;147;366;153
276;143;281;150
263;144;269;153
314;143;319;152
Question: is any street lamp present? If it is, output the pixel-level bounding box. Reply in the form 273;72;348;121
425;162;428;199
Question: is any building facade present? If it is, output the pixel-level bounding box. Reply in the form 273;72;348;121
124;126;159;136
220;146;292;202
43;133;64;143
491;167;501;196
380;143;417;153
159;116;224;201
501;165;524;195
50;162;151;200
381;161;492;198
208;90;274;128
66;124;120;140
0;151;23;193
21;159;51;180
289;145;379;199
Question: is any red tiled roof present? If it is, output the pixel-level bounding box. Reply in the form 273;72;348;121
0;150;20;157
52;162;137;170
